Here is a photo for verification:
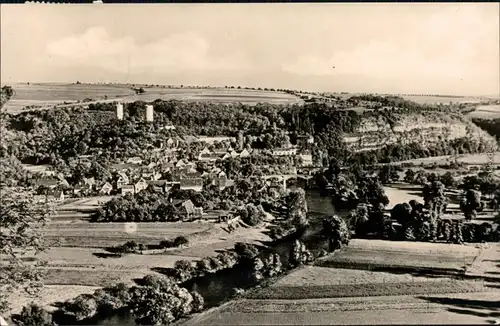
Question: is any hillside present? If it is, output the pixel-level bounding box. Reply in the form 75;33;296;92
343;111;498;153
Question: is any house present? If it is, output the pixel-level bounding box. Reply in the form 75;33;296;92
100;182;113;195
176;159;187;168
239;149;251;158
200;147;212;155
272;147;297;156
221;153;231;160
160;124;176;131
82;177;96;190
126;157;143;165
213;149;228;155
297;134;315;147
116;172;130;189
180;177;204;192
121;185;135;196
198;136;236;144
165;137;180;148
148;180;176;193
134;178;149;193
230;150;239;158
182;135;199;144
147;162;157;170
198;153;222;162
299;153;314;167
172;199;196;216
49;189;65;202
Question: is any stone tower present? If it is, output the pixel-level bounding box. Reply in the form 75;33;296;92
116;103;124;120
146;105;154;122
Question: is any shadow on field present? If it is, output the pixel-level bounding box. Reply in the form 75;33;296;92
417;296;500;319
93;252;122;259
150;266;177;278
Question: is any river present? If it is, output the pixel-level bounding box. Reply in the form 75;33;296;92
96;188;337;325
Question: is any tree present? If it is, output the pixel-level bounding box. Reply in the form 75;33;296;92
0;188;52;312
440;172;457;189
11;303;54;326
322;215;350;252
173;236;189;247
460;189;484;221
422;181;447;240
289;240;312;268
174;260;195;282
349;204;370;237
130;274;194;325
190;291;204;313
286;188;309;228
61;293;98;321
391;202;412;225
404;169;416;184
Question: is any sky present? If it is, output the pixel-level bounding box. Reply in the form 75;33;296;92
1;3;499;96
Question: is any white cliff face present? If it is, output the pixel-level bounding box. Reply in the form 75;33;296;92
343;112;498;152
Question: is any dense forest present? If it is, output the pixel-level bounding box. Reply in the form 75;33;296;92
472;118;500;141
1;97;496;170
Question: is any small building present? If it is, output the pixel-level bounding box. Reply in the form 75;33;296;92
126;157;143;165
230;150;239;158
272;147;297;156
115;172;130;189
49;189;65;202
180;177;204;192
172;199;196;217
175;159;187;168
148;180;176;193
100;182;113;195
299;153;314;167
121;185;135;196
166;137;180;148
82;177;96;190
239;149;251;158
198;153;223;163
200;147;212;155
297;134;315;147
134;178;149;193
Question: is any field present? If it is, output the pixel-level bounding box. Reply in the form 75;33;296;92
315;239;481;272
467;104;500;119
184;291;500;325
2;83;302;113
401;95;483;105
43;220;213;247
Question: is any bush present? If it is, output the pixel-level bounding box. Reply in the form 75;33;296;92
62;294;98;321
173;236;189;247
159;239;174;249
234;242;259;261
11;303;54;326
190;291;204;313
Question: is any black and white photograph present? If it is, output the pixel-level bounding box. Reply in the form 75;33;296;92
1;2;499;326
